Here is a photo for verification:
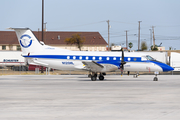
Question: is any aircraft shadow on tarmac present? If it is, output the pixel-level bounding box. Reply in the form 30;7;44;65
78;78;150;82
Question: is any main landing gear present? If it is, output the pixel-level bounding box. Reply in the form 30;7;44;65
88;72;106;81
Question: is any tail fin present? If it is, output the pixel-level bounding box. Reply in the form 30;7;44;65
10;28;43;54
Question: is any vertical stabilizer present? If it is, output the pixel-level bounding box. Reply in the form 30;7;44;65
10;28;43;54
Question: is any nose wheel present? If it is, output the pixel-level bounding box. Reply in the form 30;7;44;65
153;77;158;81
153;72;159;81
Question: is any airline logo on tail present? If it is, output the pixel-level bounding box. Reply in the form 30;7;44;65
20;34;32;48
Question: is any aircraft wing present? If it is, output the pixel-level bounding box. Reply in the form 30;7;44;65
82;61;118;72
82;61;104;72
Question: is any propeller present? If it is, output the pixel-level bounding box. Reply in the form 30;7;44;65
120;48;126;76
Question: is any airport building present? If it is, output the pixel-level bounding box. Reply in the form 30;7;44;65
0;31;107;51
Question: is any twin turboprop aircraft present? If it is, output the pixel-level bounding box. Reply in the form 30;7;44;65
10;28;174;81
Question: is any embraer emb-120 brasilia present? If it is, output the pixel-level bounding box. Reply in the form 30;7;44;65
10;28;174;81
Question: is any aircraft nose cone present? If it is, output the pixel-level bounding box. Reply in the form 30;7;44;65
153;61;174;72
166;66;174;71
161;64;174;72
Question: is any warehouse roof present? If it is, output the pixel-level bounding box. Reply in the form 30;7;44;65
0;31;107;46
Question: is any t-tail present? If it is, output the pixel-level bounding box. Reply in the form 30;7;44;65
9;28;43;55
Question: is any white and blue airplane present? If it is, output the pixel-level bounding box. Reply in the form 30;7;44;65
10;28;174;81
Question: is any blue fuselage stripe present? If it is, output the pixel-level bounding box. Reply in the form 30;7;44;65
24;55;141;62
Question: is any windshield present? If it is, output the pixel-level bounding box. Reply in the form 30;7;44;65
146;55;156;61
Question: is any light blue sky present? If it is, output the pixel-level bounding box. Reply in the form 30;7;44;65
0;0;180;50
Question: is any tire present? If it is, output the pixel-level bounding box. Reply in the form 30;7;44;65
99;76;104;80
153;77;158;81
91;76;97;81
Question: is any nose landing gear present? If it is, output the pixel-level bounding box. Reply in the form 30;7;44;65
153;71;159;81
153;76;158;81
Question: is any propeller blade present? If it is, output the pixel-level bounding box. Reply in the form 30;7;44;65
120;68;123;76
120;48;126;70
122;48;124;62
127;71;130;76
120;48;127;76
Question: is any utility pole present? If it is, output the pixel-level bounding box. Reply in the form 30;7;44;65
44;22;47;31
44;22;47;43
149;29;152;50
38;28;40;40
42;0;44;42
152;26;155;49
41;0;44;73
138;21;142;51
107;20;110;51
125;30;128;50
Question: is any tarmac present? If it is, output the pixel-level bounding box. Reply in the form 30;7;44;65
0;75;180;120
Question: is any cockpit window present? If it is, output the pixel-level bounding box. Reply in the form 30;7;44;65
146;55;156;61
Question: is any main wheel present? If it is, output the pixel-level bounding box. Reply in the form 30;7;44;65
88;74;91;78
99;76;104;80
91;76;97;81
153;77;158;81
